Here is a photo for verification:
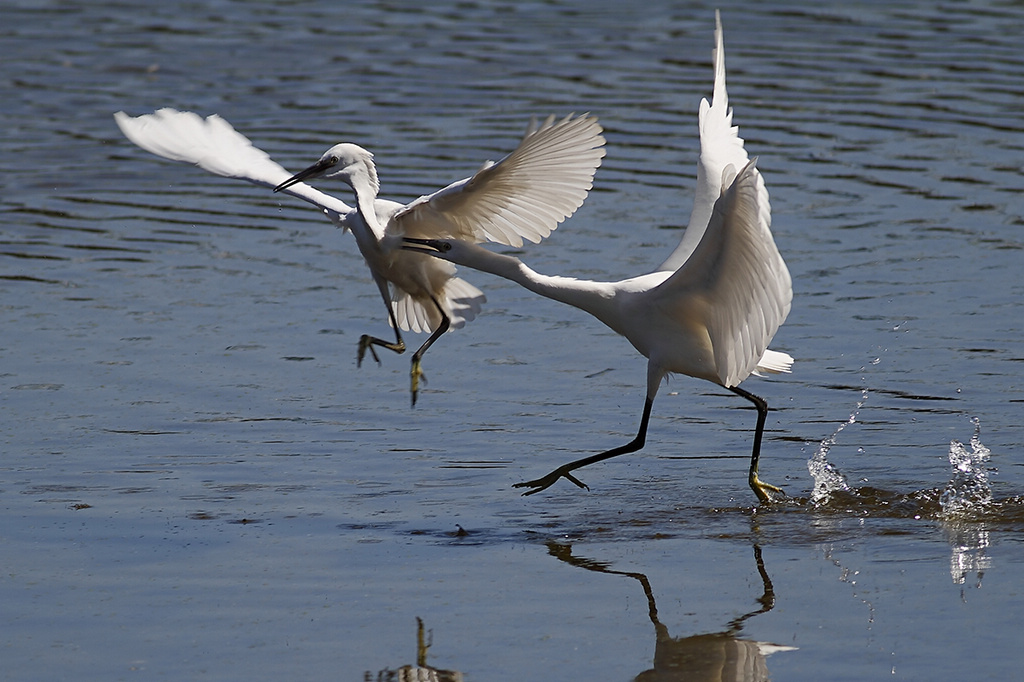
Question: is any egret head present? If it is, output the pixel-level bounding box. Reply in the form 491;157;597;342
401;237;482;267
402;237;453;256
274;143;379;193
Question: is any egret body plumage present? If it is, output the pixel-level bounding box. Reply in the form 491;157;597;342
115;110;605;405
405;12;792;501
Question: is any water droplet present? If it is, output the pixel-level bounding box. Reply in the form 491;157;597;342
940;418;992;516
807;396;865;504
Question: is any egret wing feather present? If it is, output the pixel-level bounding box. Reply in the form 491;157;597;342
657;160;791;387
440;276;486;329
391;274;484;334
114;109;353;218
391;290;439;335
753;349;794;376
658;10;753;273
392;113;606;247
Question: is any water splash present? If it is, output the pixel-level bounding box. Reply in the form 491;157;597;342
944;523;991;590
820;544;875;625
938;418;994;590
807;390;866;504
939;417;993;516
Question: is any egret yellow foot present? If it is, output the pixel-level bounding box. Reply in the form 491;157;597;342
749;473;784;504
513;465;590;496
410;357;426;407
357;334;405;368
357;335;379;367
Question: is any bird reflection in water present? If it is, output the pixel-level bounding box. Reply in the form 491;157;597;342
367;616;462;682
547;542;795;682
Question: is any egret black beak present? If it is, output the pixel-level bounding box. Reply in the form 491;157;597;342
402;237;451;255
273;158;334;193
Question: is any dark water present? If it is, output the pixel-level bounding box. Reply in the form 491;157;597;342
2;1;1024;680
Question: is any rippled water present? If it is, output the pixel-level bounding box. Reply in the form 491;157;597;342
3;1;1024;680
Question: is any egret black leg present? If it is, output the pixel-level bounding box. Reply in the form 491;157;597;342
514;397;655;495
728;385;783;503
358;278;406;367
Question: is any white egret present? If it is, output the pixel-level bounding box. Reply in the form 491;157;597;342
114;110;606;405
404;12;793;501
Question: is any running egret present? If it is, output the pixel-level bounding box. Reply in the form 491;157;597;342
405;12;793;501
114;110;606;405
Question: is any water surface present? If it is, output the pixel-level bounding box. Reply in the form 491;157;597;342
2;1;1023;680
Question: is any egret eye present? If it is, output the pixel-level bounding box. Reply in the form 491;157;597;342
329;156;339;165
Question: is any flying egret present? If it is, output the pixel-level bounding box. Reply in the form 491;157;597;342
114;110;606;405
404;12;793;502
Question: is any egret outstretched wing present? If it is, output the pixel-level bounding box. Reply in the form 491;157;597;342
658;160;791;388
394;113;606;247
113;109;353;219
657;10;762;273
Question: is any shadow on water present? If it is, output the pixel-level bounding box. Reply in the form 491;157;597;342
368;617;463;682
363;411;1020;678
546;541;796;682
366;541;795;682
